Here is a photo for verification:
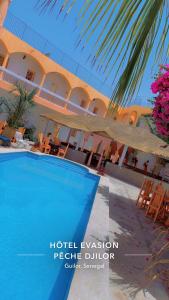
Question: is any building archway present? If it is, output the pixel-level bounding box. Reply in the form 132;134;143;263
129;111;138;125
40;72;71;107
4;52;44;86
121;113;130;124
89;98;107;116
67;87;90;114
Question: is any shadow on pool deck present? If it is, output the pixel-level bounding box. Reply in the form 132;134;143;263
97;181;169;300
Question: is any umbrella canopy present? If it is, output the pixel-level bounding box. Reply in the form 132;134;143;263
40;111;169;159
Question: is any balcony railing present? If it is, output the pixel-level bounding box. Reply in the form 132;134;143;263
4;11;113;98
0;66;95;115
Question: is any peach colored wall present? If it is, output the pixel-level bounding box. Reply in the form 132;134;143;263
0;27;152;123
0;28;109;104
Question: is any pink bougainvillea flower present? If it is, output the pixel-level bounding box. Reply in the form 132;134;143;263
152;65;169;138
151;82;159;94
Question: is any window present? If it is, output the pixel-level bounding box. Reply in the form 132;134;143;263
26;70;35;81
0;55;5;66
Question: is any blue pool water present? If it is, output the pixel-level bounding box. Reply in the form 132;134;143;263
0;152;99;300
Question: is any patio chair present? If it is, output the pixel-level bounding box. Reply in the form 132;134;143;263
0;126;16;146
40;136;51;154
18;127;26;135
57;144;69;158
160;190;169;224
12;127;26;143
0;120;7;134
145;184;165;222
136;179;154;208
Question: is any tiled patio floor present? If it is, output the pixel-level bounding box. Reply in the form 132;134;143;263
108;176;168;300
69;175;169;300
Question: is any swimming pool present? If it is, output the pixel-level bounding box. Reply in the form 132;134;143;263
0;152;99;300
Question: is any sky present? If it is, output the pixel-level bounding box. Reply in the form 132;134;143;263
4;0;162;107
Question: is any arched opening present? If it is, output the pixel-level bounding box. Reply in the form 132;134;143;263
67;87;90;114
129;111;138;125
3;52;44;88
40;72;71;107
121;113;130;124
0;40;8;66
88;98;107;116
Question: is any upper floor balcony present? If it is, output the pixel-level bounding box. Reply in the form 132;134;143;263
0;26;150;123
0;41;108;117
0;55;107;116
4;11;113;98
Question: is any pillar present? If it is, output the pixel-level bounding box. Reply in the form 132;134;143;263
0;0;11;27
118;145;128;168
64;89;72;109
97;141;110;169
36;73;46;96
97;150;104;170
85;100;92;115
53;124;61;138
75;131;83;150
2;52;9;67
66;128;72;143
81;132;89;151
0;52;9;79
87;137;99;167
87;151;94;167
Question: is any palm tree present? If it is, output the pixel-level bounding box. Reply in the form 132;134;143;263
0;82;37;128
36;0;168;108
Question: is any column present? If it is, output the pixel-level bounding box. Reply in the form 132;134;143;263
87;137;98;167
2;53;9;67
81;132;89;151
53;125;61;138
85;100;91;115
87;151;94;167
97;141;109;169
36;73;46;96
0;52;9;79
66;128;72;143
75;131;83;150
97;150;104;170
64;89;72;109
118;145;128;168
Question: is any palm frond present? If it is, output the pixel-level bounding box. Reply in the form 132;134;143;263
1;83;36;128
26;88;37;106
36;0;169;107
